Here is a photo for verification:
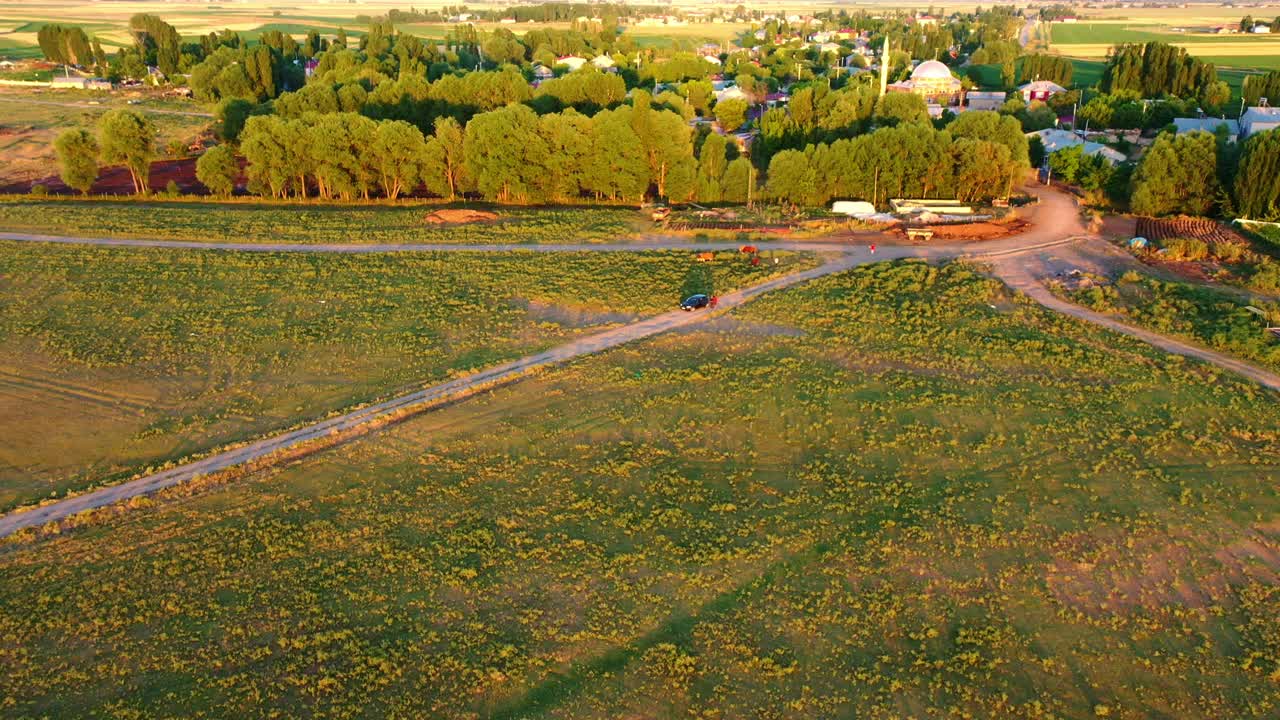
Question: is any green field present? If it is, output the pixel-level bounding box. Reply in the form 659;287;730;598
1048;22;1280;45
0;200;639;245
2;260;1278;717
0;36;41;59
0;241;807;511
1061;271;1280;371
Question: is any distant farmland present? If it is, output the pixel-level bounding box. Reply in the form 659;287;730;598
1050;20;1280;70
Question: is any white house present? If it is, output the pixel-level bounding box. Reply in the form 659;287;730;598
532;64;554;80
1020;80;1067;103
1172;117;1239;142
1252;23;1271;33
715;85;751;104
965;91;1007;112
555;56;588;71
1241;106;1280;137
703;55;722;66
591;54;615;70
1031;128;1126;164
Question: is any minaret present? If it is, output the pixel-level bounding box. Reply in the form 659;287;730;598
879;36;890;96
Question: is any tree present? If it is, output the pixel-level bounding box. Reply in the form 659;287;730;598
370;120;426;199
98;109;156;194
195;145;238;197
874;93;929;126
696;132;728;203
767;149;819;207
948;111;1031;167
721;156;754;203
53;129;98;195
464;104;548;203
1234;129;1280;219
952;139;1015;203
1131;131;1220;216
421;119;468;200
714;98;749;132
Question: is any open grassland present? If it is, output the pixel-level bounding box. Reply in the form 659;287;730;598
2;260;1278;718
0;88;209;185
0;241;806;512
0;199;644;244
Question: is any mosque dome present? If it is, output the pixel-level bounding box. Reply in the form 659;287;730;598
910;60;954;80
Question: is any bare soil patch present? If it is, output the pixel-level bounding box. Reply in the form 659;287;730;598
423;208;499;225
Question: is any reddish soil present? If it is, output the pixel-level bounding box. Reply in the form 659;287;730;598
1;156;249;196
907;217;1029;242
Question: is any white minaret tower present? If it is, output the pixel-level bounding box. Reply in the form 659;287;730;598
879;36;890;97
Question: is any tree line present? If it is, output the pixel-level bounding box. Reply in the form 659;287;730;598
766;111;1029;207
1129;127;1280;219
1102;42;1225;107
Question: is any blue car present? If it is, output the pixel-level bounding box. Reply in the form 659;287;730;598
680;294;710;311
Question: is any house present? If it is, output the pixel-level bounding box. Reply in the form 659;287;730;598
818;42;843;55
965;90;1007;112
716;85;751;104
555;56;587;71
1241;106;1280;137
1252;23;1271;33
1019;79;1067;103
532;64;554;80
1031;128;1126;164
1172;117;1239;142
887;60;962;105
591;55;616;71
50;75;88;88
703;55;722;66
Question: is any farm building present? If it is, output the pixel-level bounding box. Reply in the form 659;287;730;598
965;91;1007;112
1172;117;1239;142
886;60;962;104
1241;106;1280;138
716;85;751;103
1031;129;1126;164
555;56;587;71
1019;80;1067;103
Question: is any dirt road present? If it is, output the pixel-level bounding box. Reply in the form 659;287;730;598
990;249;1280;392
1;184;1275;538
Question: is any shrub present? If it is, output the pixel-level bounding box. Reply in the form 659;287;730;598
1247;259;1280;293
1209;241;1251;263
1161;237;1208;261
29;184;47;196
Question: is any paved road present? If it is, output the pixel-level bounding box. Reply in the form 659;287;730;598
0;96;214;118
1;184;1275;538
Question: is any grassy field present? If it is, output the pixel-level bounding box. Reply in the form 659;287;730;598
1060;270;1280;372
0;88;210;186
0;241;807;512
1;260;1278;717
0;199;645;244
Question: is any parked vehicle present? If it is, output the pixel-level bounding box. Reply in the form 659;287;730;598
680;294;710;311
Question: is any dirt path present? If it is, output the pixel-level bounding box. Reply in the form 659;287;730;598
1;184;1275;539
990;256;1280;392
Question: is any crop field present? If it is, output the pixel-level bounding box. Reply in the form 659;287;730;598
1050;21;1280;69
0;88;210;186
0;241;807;512
1;260;1278;717
0;198;645;244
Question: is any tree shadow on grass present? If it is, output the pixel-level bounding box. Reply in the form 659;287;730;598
485;542;824;720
